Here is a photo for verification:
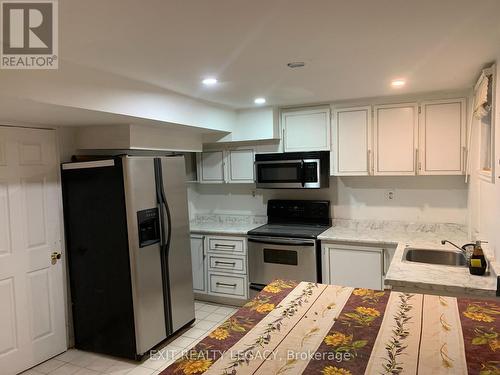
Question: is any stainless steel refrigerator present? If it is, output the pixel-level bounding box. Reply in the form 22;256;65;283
61;155;195;360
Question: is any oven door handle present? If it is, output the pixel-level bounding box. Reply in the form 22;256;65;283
300;160;305;187
248;237;315;247
249;283;266;292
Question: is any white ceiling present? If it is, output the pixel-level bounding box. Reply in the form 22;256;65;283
60;0;500;109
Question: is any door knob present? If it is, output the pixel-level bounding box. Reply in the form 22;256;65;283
51;252;62;265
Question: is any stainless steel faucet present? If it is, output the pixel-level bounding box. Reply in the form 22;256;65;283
441;240;475;262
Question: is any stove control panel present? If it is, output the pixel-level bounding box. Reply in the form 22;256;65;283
267;200;330;224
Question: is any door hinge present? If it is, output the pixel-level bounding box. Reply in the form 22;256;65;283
418;106;421;114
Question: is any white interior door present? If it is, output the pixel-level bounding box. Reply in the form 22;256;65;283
0;126;66;375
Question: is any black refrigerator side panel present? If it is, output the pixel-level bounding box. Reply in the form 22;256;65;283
61;161;137;359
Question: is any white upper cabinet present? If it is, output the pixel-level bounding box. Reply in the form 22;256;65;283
226;149;255;183
282;107;331;152
197;149;254;184
418;98;466;175
332;106;372;176
373;103;418;176
198;151;225;183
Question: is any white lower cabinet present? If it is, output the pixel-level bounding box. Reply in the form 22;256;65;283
208;254;246;274
190;235;207;293
190;234;248;300
322;243;392;290
208;273;247;298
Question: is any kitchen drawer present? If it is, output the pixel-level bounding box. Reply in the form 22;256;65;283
208;254;246;274
208;273;247;298
208;236;245;254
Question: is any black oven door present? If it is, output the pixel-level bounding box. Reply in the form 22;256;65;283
255;160;304;188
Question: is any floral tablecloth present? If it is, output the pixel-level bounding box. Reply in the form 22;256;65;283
161;280;500;375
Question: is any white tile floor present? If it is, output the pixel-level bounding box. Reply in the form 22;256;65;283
22;301;238;375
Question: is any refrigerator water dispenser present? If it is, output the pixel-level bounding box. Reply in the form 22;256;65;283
137;208;160;248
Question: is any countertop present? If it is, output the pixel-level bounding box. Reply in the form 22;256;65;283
189;216;499;298
190;222;263;235
319;219;499;298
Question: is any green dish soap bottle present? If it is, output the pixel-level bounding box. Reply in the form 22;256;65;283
469;241;487;276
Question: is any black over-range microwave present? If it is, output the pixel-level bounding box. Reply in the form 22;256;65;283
254;151;330;189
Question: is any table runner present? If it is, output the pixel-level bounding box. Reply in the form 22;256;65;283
161;280;500;375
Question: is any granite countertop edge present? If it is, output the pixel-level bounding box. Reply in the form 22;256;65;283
189;223;263;236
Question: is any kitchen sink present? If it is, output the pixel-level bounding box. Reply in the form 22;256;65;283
403;247;467;267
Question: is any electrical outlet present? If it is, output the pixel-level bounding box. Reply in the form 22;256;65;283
385;189;395;200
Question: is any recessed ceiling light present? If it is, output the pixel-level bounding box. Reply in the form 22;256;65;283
287;62;305;68
254;97;266;105
391;79;406;88
202;77;217;85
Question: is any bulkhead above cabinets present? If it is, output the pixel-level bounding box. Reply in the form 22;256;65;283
331;98;467;177
203;107;280;144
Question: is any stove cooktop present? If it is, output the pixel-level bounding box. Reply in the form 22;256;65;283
247;223;331;239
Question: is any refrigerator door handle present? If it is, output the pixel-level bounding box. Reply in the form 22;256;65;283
159;184;172;257
154;158;173;334
154;159;166;248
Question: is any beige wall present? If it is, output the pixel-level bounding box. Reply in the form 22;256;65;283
189;175;468;224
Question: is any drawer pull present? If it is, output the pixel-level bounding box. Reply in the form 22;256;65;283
214;244;236;249
216;282;237;288
215;261;236;266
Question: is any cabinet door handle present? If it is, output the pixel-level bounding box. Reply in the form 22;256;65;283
462;146;467;174
214;261;236;266
216;282;237;288
322;247;329;284
222;160;226;183
367;149;372;175
202;236;206;259
214;244;236;249
415;149;419;174
381;249;386;277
